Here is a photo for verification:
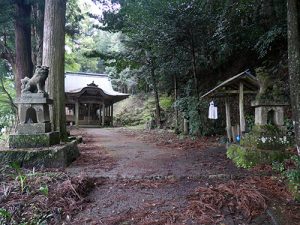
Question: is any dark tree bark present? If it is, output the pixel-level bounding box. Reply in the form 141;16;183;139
150;65;162;128
287;0;300;155
32;0;45;66
189;30;199;99
42;0;67;140
15;1;33;96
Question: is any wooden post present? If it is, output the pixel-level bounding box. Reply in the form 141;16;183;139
239;82;246;134
108;106;111;121
100;105;102;118
231;126;237;143
102;103;105;126
75;101;79;128
225;98;232;142
87;103;91;125
111;104;113;126
183;118;189;135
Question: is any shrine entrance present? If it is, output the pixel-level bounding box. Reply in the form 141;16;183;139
64;72;129;127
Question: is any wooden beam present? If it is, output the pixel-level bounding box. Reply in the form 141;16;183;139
217;90;257;94
239;82;246;134
225;98;232;142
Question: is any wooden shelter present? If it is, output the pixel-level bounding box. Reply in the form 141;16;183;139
201;70;259;141
64;72;129;127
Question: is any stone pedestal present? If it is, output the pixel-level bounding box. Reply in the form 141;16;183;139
1;140;79;168
15;93;52;125
9;93;60;148
9;132;60;149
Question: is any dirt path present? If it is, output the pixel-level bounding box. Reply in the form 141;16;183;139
68;128;247;179
67;128;276;224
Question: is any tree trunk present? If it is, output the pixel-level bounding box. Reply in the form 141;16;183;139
174;74;179;127
287;0;300;155
189;29;199;98
150;66;162;128
42;0;67;140
15;1;33;96
32;0;45;66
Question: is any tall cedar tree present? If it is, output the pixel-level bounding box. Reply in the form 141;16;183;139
15;0;33;96
287;0;300;155
43;0;67;139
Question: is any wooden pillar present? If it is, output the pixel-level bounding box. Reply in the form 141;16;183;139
231;126;237;143
75;101;79;128
239;82;245;134
99;104;101;125
102;103;105;126
111;104;113;126
87;103;91;125
225;98;232;142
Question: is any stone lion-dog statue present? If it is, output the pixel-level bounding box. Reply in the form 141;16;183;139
21;66;49;94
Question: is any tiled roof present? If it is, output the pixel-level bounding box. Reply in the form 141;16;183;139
65;72;128;97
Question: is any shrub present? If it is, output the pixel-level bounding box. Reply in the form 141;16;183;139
273;155;300;200
174;96;216;136
227;144;289;169
159;95;173;111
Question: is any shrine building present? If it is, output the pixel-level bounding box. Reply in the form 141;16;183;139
64;72;129;127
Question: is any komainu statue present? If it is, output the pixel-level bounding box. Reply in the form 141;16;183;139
21;66;49;94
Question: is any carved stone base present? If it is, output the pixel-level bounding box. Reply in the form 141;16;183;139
9;132;60;149
1;140;79;168
17;123;52;134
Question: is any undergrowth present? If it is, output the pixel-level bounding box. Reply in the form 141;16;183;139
0;165;95;224
273;155;300;200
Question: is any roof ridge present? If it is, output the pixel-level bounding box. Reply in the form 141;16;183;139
65;72;108;77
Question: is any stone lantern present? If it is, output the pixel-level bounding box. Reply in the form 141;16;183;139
251;100;288;130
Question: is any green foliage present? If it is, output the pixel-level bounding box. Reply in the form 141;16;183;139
0;208;12;224
66;0;84;37
245;114;255;132
159;95;173;111
114;94;153;126
16;174;27;193
227;144;289;169
255;67;286;102
10;162;28;193
273;155;300;200
39;185;49;196
227;144;259;168
241;125;292;151
255;26;286;58
175;96;214;136
0;62;16;134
